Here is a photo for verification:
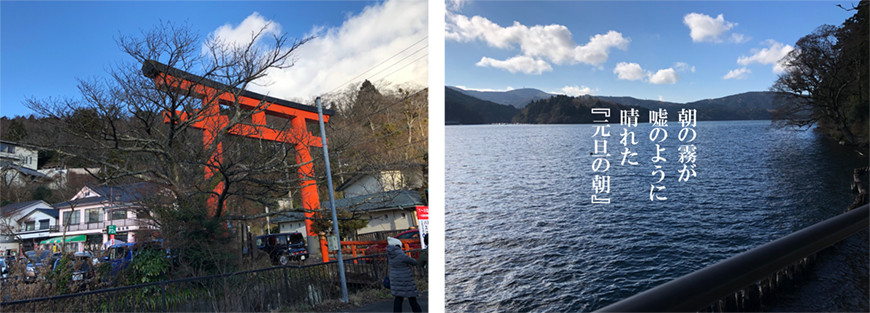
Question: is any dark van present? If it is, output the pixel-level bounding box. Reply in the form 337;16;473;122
256;232;308;265
104;242;136;276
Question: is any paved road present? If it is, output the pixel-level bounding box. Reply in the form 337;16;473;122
348;294;428;312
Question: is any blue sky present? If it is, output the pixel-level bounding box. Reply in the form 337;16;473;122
446;1;854;103
1;0;427;118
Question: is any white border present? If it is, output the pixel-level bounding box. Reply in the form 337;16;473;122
427;0;446;311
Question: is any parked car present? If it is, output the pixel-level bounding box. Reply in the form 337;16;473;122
103;241;174;279
104;242;136;276
256;232;309;265
364;229;423;256
0;257;8;279
23;250;57;283
51;252;97;289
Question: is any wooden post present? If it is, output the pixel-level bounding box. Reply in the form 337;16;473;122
320;236;329;262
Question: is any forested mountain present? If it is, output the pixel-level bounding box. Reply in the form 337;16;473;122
513;95;650;124
446;85;781;124
448;86;552;109
445;87;519;124
597;91;778;120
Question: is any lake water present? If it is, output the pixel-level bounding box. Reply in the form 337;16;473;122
445;120;867;312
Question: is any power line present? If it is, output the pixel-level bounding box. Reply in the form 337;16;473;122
372;52;428;84
324;36;428;95
365;45;427;82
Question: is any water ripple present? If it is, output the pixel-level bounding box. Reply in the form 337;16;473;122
446;122;866;312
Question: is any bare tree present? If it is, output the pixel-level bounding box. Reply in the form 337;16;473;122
25;21;319;274
307;81;428;237
771;2;868;147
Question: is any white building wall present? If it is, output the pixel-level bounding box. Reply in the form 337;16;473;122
341;170;424;198
1;202;52;236
278;221;307;236
17;210;58;240
357;210;416;234
342;176;383;198
0;142;38;170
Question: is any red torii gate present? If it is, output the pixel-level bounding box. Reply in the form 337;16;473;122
141;60;332;238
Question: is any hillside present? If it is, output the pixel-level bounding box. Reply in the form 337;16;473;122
513;95;651;124
445;86;781;124
448;86;552;109
598;92;777;120
685;91;779;120
445;87;519;124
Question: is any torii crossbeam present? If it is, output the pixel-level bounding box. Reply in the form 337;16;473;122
141;60;333;238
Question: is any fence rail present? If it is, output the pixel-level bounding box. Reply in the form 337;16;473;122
355;229;408;241
1;250;426;312
17;226;58;233
596;204;869;312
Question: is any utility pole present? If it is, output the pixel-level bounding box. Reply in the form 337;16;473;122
317;97;348;303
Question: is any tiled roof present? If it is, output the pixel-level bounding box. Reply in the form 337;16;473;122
271;189;425;223
54;183;154;209
0;161;48;179
1;200;49;217
32;208;59;219
331;189;425;213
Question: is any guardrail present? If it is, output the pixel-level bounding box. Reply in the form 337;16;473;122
57;219;152;232
1;250;427;312
320;238;420;262
355;229;407;241
596;204;869;312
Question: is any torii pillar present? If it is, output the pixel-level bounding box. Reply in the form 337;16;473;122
142;60;332;239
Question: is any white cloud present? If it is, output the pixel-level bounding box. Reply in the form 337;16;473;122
207;12;282;50
573;31;631;66
476;56;553;75
723;67;751;80
649;68;679;84
737;40;794;73
730;33;749;43
683;13;737;43
674;62;695;73
658;95;664;101
446;13;629;73
560;85;594;96
613;62;680;84
220;0;427;102
613;62;646;80
447;0;467;11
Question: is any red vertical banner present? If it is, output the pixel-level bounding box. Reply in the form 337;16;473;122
415;206;429;249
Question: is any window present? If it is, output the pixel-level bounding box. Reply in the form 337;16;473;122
24;221;35;231
136;210;150;219
0;144;14;153
87;209;102;223
397;232;419;240
111;210;127;220
39;219;49;230
63;210;81;226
